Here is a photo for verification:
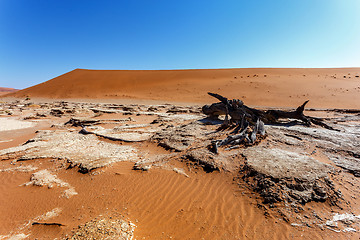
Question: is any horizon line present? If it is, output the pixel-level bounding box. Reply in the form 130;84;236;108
73;66;360;71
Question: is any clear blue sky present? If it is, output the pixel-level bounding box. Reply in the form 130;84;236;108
1;0;359;89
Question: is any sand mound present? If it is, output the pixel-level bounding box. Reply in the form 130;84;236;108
6;68;360;108
0;87;18;96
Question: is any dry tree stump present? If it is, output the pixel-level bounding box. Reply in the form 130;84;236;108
202;92;337;152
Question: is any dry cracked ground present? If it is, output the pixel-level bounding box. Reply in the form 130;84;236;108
0;99;360;239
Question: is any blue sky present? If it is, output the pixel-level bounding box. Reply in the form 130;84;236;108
1;0;360;89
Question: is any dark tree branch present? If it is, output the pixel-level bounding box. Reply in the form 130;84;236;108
204;92;337;131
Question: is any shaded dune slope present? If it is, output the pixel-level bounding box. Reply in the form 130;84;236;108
7;68;360;108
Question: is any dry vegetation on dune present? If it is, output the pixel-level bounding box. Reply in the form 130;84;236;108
5;68;360;108
0;96;360;239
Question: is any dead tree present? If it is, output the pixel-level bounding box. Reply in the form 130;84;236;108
203;92;335;130
203;92;337;153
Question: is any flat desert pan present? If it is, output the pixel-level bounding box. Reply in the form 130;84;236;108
0;118;35;131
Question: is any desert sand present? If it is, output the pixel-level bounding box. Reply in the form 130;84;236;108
0;87;18;96
5;68;360;109
1;68;360;239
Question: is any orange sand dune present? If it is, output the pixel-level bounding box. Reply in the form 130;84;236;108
0;87;18;96
7;68;360;108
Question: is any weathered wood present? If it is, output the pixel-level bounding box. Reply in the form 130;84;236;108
219;131;246;146
79;127;146;142
257;119;266;136
262;100;310;124
203;92;336;130
32;222;65;226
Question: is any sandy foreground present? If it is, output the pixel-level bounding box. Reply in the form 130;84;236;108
0;96;359;240
1;68;360;239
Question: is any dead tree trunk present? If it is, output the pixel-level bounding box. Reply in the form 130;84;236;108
79;127;146;142
202;92;336;130
203;92;338;153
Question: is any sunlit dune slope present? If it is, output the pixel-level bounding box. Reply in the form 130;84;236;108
7;68;360;108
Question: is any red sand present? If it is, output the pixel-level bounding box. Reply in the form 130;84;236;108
0;87;18;96
1;68;360;239
6;68;360;109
